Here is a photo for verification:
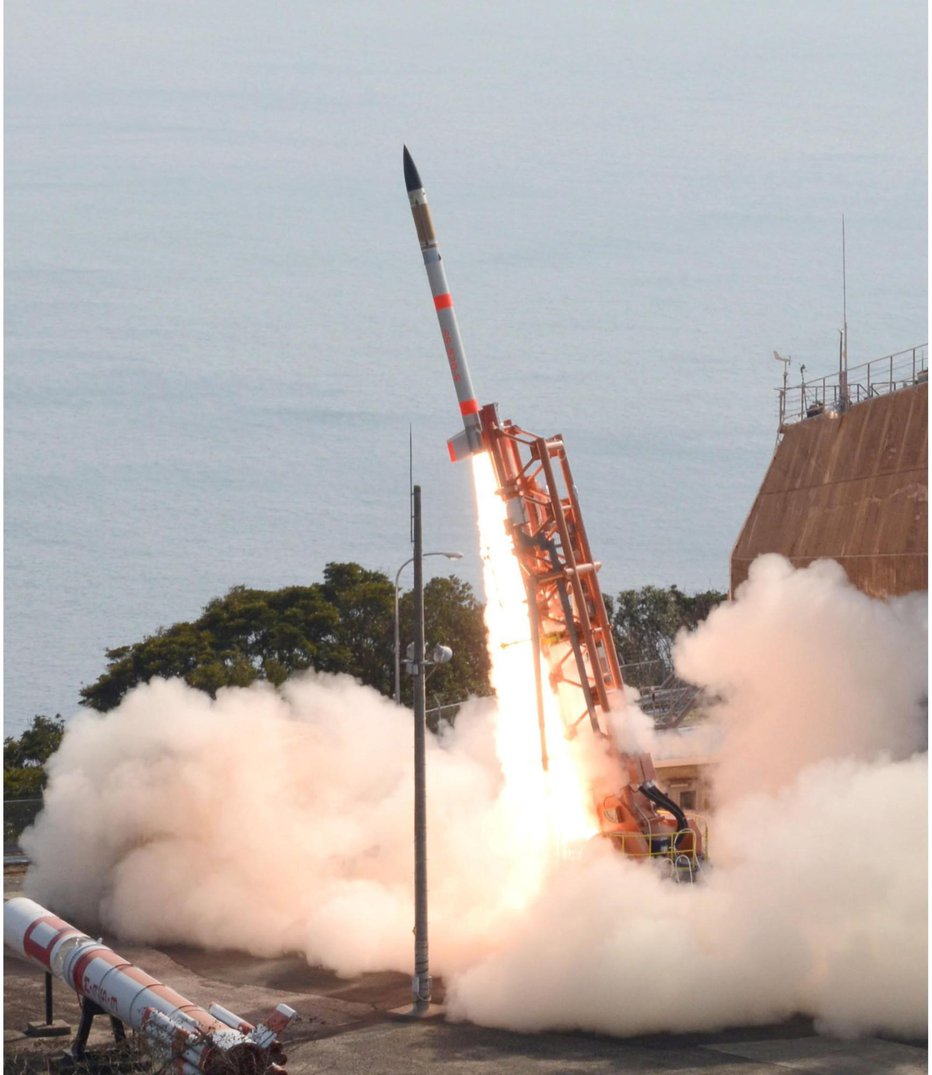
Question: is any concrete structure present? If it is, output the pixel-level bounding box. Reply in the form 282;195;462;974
654;757;715;813
732;379;927;597
677;356;928;819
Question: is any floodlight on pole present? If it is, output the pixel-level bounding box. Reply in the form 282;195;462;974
394;551;463;704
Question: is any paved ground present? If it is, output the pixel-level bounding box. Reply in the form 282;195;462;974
4;865;927;1074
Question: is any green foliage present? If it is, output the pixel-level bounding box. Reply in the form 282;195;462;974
4;714;65;800
319;562;397;695
4;714;65;770
45;566;722;743
79;563;491;717
4;766;46;800
608;584;726;688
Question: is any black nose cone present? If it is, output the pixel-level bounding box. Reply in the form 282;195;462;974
403;145;423;193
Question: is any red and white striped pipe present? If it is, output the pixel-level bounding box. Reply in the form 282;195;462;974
5;896;296;1075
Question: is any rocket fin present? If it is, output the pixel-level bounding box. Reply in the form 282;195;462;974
447;429;473;463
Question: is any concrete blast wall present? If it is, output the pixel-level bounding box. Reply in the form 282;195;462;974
731;382;927;598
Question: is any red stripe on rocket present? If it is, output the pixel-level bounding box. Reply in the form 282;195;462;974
404;146;486;463
5;897;296;1075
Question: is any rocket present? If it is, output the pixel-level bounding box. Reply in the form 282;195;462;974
399;149;706;874
5;896;296;1074
403;146;485;462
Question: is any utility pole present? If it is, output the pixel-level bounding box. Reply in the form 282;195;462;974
411;484;431;1014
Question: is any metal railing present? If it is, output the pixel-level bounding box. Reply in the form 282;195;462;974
600;816;710;875
779;344;927;428
618;658;669;690
635;674;702;729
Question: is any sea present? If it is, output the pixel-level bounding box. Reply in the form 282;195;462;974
5;0;927;735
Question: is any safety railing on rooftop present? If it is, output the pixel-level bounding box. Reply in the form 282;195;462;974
778;344;928;429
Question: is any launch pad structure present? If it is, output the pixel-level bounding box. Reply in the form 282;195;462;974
404;145;706;873
478;404;624;753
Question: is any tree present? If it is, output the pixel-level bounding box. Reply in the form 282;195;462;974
4;714;65;799
607;585;726;688
79;563;491;716
318;562;397;696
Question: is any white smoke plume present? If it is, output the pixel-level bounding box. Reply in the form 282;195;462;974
675;554;928;805
23;676;526;977
449;556;927;1037
22;554;927;1039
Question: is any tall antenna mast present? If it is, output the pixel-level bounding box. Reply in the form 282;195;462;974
840;214;849;411
842;215;847;336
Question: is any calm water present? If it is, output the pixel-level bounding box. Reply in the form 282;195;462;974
5;1;927;734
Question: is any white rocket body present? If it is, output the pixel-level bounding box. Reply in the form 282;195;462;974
404;146;486;463
4;897;295;1075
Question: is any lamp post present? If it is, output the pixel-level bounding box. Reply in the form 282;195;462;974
394;550;462;704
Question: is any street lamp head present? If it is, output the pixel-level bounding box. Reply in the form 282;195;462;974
393;550;464;705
